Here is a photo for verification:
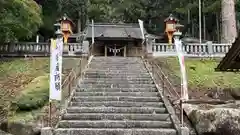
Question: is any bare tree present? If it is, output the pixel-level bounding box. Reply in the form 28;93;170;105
221;0;237;43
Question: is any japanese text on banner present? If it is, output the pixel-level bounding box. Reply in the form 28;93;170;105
49;38;63;101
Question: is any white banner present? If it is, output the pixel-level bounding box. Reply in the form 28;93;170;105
56;37;63;88
138;19;145;40
49;38;63;101
174;38;189;100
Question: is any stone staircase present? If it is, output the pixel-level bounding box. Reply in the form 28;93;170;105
54;57;183;135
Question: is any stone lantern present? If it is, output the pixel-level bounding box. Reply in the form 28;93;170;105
57;13;75;44
164;14;179;45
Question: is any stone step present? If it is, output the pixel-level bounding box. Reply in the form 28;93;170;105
62;113;170;121
92;56;141;59
58;120;173;128
88;68;146;71
91;63;144;64
90;65;145;67
89;61;143;63
91;59;142;61
89;65;145;67
90;62;143;64
66;107;167;114
79;84;156;88
89;63;144;65
80;80;154;84
86;71;148;73
86;69;148;73
84;72;150;76
71;96;161;102
89;65;145;68
74;92;159;97
92;63;146;64
91;59;143;61
92;58;143;63
89;66;145;69
76;88;157;92
70;101;164;107
54;128;177;135
83;76;152;79
83;75;151;79
83;78;152;81
88;66;145;68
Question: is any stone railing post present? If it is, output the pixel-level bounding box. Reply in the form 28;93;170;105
206;41;213;56
9;42;15;53
83;41;89;56
146;38;153;57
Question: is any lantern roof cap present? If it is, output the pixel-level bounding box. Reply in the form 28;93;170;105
57;13;75;26
164;14;179;22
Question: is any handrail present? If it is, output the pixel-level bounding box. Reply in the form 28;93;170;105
142;58;184;127
43;54;93;128
150;60;181;99
153;63;180;98
89;43;93;56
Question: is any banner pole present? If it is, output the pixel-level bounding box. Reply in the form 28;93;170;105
49;23;63;128
48;100;52;127
173;31;189;100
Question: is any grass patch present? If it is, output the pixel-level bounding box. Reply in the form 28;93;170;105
0;57;79;123
156;57;240;88
8;108;42;123
0;58;49;93
0;58;50;122
0;58;49;77
13;75;49;111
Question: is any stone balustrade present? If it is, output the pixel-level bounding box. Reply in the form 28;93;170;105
152;42;232;57
0;42;85;56
0;41;232;57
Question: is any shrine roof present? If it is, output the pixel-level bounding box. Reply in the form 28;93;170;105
216;34;240;72
85;23;147;39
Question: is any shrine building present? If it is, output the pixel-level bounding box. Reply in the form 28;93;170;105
85;23;147;57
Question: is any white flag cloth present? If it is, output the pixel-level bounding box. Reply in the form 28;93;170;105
174;39;189;100
49;38;63;101
138;19;145;40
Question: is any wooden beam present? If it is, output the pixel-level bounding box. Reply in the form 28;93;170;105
104;45;107;57
124;45;127;57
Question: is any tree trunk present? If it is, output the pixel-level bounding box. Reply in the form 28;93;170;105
216;13;220;43
78;11;81;33
221;0;237;43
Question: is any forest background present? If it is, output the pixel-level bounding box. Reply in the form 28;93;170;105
0;0;238;43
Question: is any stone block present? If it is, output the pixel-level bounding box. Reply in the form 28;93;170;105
41;127;53;135
180;127;189;135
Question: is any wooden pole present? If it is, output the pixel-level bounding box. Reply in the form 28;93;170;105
187;10;190;35
199;0;202;45
48;101;52;127
68;76;71;97
162;74;165;95
124;45;126;57
180;99;183;126
105;45;107;57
